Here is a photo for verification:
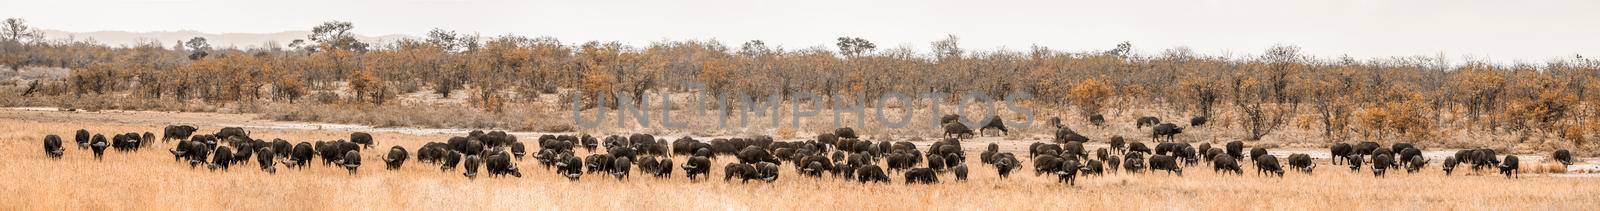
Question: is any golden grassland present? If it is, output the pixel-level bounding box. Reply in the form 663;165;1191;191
1;111;1598;210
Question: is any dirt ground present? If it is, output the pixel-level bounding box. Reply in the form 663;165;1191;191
2;108;1598;210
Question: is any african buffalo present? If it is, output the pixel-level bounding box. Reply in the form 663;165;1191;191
1330;143;1352;165
944;122;974;139
1213;154;1242;175
462;155;481;179
351;132;374;149
1442;156;1459;175
210;146;234;171
43;135;64;158
385;146;408;170
979;115;1008;136
1149;154;1183;176
487;151;521;177
90;134;108;160
683;156;712;181
1136;116;1160;129
1254;154;1283;177
1499;155;1520;178
342;150;362;175
1371;154;1394;177
1189;116;1208;127
905;168;938;184
257;148;276;174
163;125;198;142
856;164;890;183
1286;153;1314;173
1552;149;1573;166
1151;123;1182;142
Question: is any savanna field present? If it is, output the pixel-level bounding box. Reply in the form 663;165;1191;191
3;14;1600;210
3;109;1598;210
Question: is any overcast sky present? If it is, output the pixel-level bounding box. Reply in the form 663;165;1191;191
2;0;1595;62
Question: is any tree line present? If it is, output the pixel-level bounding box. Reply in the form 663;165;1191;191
3;18;1597;145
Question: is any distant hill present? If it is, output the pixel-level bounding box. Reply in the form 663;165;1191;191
39;29;412;49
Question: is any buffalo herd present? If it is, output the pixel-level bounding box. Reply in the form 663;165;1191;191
38;116;1584;187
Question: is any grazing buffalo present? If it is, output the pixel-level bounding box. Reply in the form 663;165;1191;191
487;151;521;177
43;135;64;158
1552;149;1573;166
350;132;374;149
210;146;234;171
1254;154;1283;177
979;115;1009;136
1330;143;1352;165
905;168;938;184
215;127;249;140
557;154;584;181
1405;156;1428;173
1106;155;1121;174
612;157;632;180
1217;141;1240;159
1287;153;1315;173
257;148;276;174
385;146;408;170
441;151;462;171
856;164;890;183
1249;148;1269;163
944;122;974;139
1499;155;1520;178
1089;114;1106;128
163;125;198;142
1391;143;1415;156
1471;149;1499;173
835;127;859;139
1149;155;1182;176
342;150;362;175
1155;142;1179;156
1347;154;1363;172
655;158;674;178
1136;116;1160;129
271;139;292;157
1128;142;1151;155
1123;153;1145;173
1371;154;1394;177
993;154;1021;178
683;156;712;181
1189;116;1208;127
510;142;527;160
188;144;210;168
1083;159;1104;176
1354;141;1380;157
462;155;481;179
927;154;947;172
75;129;90;149
952;164;969;181
288;142;313;169
754;162;780;182
1055;159;1082;185
724;163;756;182
1213;154;1242;175
1151;123;1182;142
1442;156;1459;175
1399;148;1422;165
90;134;108;160
1109;136;1126;154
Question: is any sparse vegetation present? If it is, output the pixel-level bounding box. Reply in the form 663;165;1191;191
2;17;1599;153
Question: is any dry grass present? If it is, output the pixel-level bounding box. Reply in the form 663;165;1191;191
2;110;1599;210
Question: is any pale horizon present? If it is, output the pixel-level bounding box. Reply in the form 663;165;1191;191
4;0;1596;63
